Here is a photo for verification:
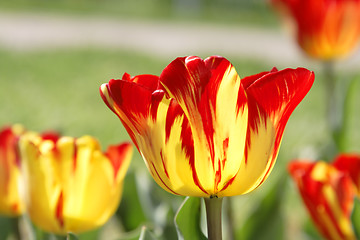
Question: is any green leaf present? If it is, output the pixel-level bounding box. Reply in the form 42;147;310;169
351;197;360;239
237;176;286;240
174;197;207;240
116;170;147;231
67;232;79;240
303;218;322;240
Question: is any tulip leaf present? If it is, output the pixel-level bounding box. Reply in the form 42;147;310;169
117;171;147;231
174;197;207;240
351;197;360;239
303;218;322;240
237;176;286;240
66;233;79;240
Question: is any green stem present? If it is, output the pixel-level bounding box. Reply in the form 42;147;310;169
204;196;223;240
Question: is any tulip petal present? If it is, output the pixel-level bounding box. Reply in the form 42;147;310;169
0;125;25;216
220;68;314;196
160;56;248;196
20;133;63;233
333;154;360;194
63;136;125;232
101;76;210;197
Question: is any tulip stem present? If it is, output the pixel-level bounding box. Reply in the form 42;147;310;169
204;196;223;240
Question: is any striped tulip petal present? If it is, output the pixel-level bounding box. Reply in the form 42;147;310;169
289;160;357;240
160;56;248;196
19;132;132;235
0;125;25;216
220;67;314;196
100;56;314;198
101;74;207;196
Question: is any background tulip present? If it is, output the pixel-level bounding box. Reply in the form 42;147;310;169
289;160;357;240
272;0;360;60
0;125;25;217
100;56;314;198
19;132;132;235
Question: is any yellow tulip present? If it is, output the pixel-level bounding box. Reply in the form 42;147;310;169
0;124;25;216
19;132;132;235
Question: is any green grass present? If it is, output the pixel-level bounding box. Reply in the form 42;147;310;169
0;0;279;27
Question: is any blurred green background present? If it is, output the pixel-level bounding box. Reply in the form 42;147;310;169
0;0;359;239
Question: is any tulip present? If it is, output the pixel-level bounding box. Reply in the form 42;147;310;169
0;125;25;216
19;132;132;235
333;154;360;195
100;55;314;198
289;160;357;240
272;0;360;60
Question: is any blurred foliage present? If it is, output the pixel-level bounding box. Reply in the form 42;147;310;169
0;0;278;27
0;216;20;239
352;198;360;239
175;197;207;240
116;171;147;232
67;233;80;240
236;176;286;240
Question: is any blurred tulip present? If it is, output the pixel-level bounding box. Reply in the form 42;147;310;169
289;160;357;240
333;154;360;194
272;0;360;60
100;55;314;198
0;124;25;216
19;132;133;235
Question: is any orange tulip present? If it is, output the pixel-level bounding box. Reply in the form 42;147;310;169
19;132;132;235
0;125;25;216
289;160;357;240
101;56;314;198
272;0;360;60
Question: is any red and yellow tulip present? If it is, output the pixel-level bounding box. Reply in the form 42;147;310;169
289;160;357;240
100;56;314;198
272;0;360;60
19;132;132;235
0;125;25;216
